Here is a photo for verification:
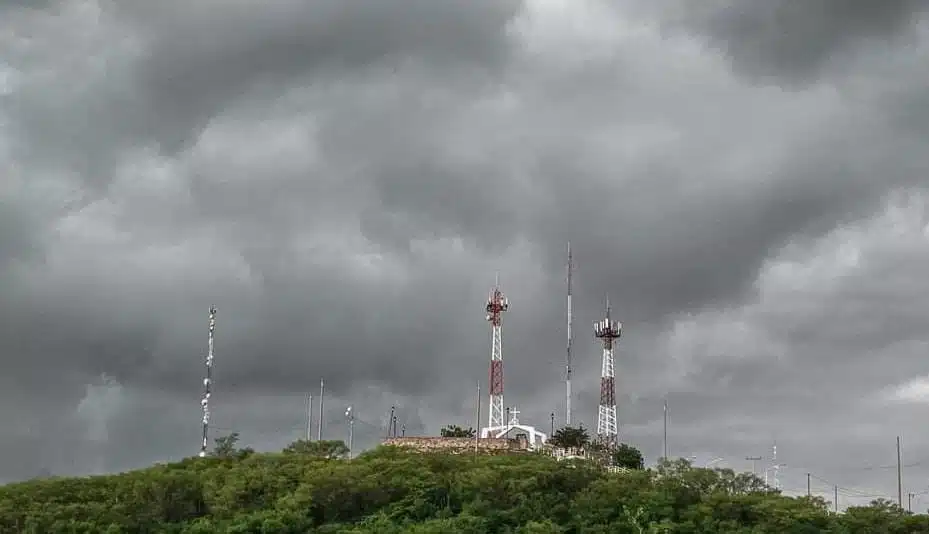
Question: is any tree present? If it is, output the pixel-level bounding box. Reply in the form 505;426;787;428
211;433;240;458
610;443;644;470
283;439;349;459
440;425;476;438
837;499;910;533
550;426;590;449
4;438;929;532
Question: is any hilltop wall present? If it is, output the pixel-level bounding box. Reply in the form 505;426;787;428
383;436;528;454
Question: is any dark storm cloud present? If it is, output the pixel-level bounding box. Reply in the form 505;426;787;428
0;0;52;9
3;0;929;496
0;203;41;268
121;0;523;153
517;86;929;328
632;0;929;83
3;0;522;183
623;202;929;501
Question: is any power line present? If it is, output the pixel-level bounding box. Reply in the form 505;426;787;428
808;473;886;499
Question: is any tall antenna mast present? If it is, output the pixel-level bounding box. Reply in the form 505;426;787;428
772;441;779;490
663;399;669;459
486;274;509;428
766;440;786;490
199;306;217;458
305;393;313;441
566;242;573;427
317;379;325;440
594;297;620;447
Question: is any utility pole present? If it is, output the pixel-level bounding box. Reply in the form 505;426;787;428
550;412;555;437
663;399;669;459
897;436;903;509
474;382;481;454
909;492;914;512
746;456;762;478
317;379;325;440
385;406;396;440
807;473;811;497
345;406;354;460
834;485;838;513
305;393;313;441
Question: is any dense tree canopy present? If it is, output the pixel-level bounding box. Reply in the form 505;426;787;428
210;433;241;458
610;443;644;470
1;441;928;533
549;426;590;449
282;440;349;459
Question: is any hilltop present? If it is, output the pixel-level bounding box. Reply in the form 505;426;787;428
0;439;927;533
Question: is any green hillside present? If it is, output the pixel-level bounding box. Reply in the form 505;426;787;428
0;439;926;533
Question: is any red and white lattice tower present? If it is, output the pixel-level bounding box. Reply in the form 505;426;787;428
594;298;621;446
485;277;509;428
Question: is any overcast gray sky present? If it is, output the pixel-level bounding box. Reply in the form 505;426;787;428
3;0;929;509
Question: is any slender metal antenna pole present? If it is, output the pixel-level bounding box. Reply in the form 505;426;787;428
773;441;780;490
566;242;573;427
663;399;668;459
475;381;481;454
346;406;355;459
306;393;313;441
897;436;903;508
199;306;217;458
317;379;325;440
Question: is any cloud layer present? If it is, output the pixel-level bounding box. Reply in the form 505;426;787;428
2;0;929;506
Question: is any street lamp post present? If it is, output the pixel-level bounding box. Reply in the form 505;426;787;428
345;406;355;460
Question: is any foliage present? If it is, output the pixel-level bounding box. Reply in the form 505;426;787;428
549;426;590;449
611;443;645;470
439;425;476;438
283;439;349;459
210;433;254;459
2;441;929;533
